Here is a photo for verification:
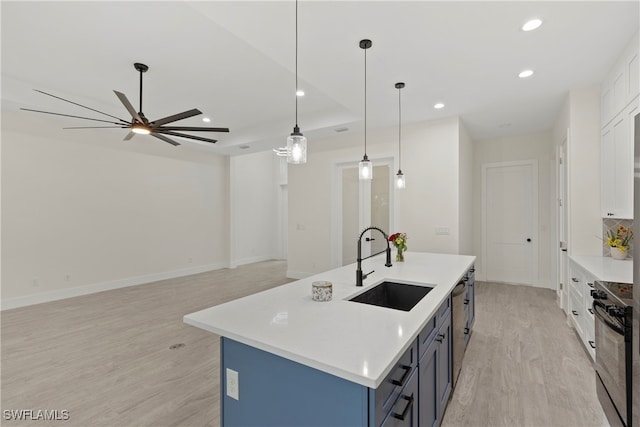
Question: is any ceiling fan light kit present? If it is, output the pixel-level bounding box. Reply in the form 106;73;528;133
22;62;229;147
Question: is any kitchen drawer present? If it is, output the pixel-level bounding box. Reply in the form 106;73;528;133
569;287;584;338
372;340;418;427
381;370;418;427
419;296;451;360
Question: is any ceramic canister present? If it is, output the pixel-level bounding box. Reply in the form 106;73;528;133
312;281;332;302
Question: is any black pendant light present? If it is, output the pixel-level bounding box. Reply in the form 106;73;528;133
358;39;373;180
286;0;307;164
395;82;406;189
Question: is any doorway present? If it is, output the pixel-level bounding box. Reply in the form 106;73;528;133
333;159;393;267
482;160;539;285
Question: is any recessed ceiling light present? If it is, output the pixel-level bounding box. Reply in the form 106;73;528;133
522;19;542;32
202;117;211;123
296;90;305;97
434;103;445;109
518;69;534;78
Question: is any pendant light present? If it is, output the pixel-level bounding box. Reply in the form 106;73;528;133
395;82;406;189
286;0;307;164
358;39;373;180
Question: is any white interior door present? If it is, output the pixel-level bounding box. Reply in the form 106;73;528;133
558;137;569;311
482;161;538;285
339;162;391;266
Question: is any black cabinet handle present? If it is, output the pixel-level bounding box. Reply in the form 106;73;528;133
588;308;594;315
571;278;579;282
572;310;578;316
469;268;475;273
587;282;594;288
464;299;469;305
561;249;568;252
392;394;414;421
526;238;532;242
390;364;412;387
588;340;596;349
436;333;445;343
464;327;470;335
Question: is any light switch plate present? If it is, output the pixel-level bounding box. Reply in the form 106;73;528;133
226;368;239;400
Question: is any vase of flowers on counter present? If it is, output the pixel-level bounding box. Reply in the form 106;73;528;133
389;232;408;262
606;225;633;260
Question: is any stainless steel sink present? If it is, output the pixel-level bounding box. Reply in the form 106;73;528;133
349;281;433;311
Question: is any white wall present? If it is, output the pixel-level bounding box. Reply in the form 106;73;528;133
567;87;603;256
458;122;474;256
288;116;465;278
472;131;554;287
230;151;280;266
2;111;230;308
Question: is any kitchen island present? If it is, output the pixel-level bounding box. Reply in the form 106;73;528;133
184;252;475;426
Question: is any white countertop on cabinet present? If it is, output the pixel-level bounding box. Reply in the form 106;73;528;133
569;255;633;283
184;252;475;388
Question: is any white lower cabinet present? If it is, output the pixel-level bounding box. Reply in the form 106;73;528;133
568;259;596;361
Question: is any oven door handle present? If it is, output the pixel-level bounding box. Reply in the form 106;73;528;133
592;300;624;336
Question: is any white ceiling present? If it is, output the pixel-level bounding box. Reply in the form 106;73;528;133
2;1;638;156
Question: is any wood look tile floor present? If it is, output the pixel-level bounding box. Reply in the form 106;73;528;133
442;282;609;427
2;262;607;427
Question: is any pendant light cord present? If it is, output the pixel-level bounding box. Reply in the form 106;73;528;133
364;46;367;156
295;0;299;128
398;87;402;169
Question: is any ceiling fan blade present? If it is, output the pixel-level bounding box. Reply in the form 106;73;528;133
21;108;127;125
155;126;230;133
155;130;217;144
151;109;201;127
63;126;128;129
34;89;129;124
113;90;143;123
123;131;135;141
150;133;180;146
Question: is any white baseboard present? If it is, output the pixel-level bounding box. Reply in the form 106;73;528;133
234;255;275;267
1;262;227;311
286;270;313;280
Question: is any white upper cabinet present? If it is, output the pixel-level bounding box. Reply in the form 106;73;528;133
601;33;639;126
601;101;637;219
600;32;639;219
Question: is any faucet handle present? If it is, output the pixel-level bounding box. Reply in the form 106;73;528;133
363;269;375;279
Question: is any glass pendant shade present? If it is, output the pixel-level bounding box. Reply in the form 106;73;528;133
287;126;307;164
359;155;373;180
396;171;406;189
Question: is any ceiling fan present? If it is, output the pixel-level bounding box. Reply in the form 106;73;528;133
21;62;229;146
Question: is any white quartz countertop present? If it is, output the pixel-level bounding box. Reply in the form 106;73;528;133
184;252;475;388
569;255;633;283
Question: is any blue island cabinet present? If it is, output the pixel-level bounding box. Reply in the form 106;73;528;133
220;296;454;427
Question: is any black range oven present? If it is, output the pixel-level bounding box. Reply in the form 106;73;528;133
592;281;633;427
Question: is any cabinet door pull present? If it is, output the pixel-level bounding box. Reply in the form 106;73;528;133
464;327;470;335
572;310;578;316
588;340;596;349
390;364;412;387
587;282;594;288
588;308;594;315
464;299;469;305
571;278;579;282
392;393;414;421
436;333;445;343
